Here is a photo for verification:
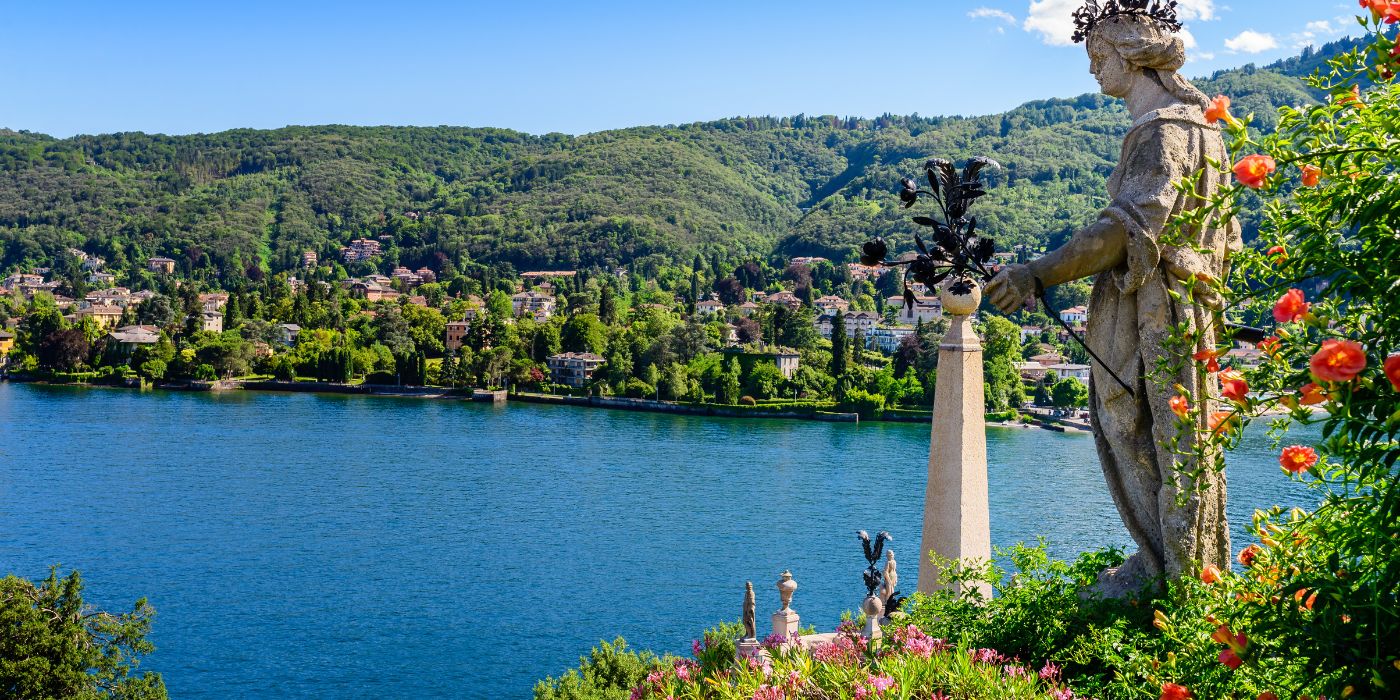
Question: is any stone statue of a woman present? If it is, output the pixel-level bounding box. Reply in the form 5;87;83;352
986;6;1239;593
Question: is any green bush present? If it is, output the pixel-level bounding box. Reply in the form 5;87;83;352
533;638;659;700
48;370;98;383
842;388;885;417
363;371;398;385
622;378;654;398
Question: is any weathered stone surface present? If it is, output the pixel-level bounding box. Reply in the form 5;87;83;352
741;581;756;641
986;15;1237;593
917;284;992;599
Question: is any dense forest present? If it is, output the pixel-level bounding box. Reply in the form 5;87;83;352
0;38;1359;283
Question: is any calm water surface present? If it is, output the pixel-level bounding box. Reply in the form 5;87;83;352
0;383;1314;698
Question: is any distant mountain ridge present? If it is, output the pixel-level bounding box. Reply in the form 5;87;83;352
0;36;1366;283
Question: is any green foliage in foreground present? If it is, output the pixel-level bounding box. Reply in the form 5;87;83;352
0;568;166;700
533;638;659;700
535;616;1074;700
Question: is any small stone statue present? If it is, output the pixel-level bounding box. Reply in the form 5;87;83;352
880;550;901;614
741;581;756;641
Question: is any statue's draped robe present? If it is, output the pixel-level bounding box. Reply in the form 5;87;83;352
1087;104;1241;584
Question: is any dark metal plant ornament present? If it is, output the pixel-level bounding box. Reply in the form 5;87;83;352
857;529;891;597
1071;0;1181;44
861;157;1000;308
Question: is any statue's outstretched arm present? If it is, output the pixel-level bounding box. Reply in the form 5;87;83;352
986;218;1126;312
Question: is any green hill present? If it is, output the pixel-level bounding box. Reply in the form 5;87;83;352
0;37;1363;284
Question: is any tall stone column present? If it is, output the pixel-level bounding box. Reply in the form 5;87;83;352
917;284;992;599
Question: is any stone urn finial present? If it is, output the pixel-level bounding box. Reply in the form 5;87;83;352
940;280;982;316
776;570;797;611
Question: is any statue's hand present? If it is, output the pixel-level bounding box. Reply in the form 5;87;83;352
1163;248;1223;309
986;264;1036;313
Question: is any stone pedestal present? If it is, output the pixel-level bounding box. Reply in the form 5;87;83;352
860;595;884;642
917;284;992;600
771;609;800;638
735;638;761;658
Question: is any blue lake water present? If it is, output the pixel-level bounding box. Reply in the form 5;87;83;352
0;382;1314;698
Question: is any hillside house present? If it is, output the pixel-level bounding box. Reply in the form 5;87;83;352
867;326;914;353
445;320;470;351
108;325;160;355
547;352;604;388
511;291;555;321
1059;306;1089;325
814;295;849;314
78;305;124;329
696;299;725;316
887;295;944;325
1045;363;1091;382
278;324;301;346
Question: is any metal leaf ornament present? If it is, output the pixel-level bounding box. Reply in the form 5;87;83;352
861;156;1001;307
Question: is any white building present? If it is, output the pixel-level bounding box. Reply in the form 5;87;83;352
1045;363;1091;382
1059;306;1088;325
696;299;725;316
887;295;943;325
814;310;878;340
867;326;915;354
511;291;556;321
814;295;849;314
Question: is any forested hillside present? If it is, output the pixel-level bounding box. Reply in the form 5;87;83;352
0;38;1360;283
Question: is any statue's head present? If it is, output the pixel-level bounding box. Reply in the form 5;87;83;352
1086;15;1185;97
1073;1;1207;110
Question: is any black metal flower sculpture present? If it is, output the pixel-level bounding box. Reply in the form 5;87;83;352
857;529;891;597
861;157;1000;307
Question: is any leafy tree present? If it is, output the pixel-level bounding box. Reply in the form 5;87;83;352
440;350;457;387
717;356;741;405
0;568;167;700
486;290;513;319
981;315;1027;411
829;313;847;377
1050;376;1088;409
712;277;744;305
139;359;167;380
135;296;178;330
771;306;818;351
598;284;617;325
745;361;784;400
733;317;761;344
38;328;89;371
561;313;607;354
662;363;689;401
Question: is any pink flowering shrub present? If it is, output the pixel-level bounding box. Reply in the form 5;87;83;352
619;622;1078;700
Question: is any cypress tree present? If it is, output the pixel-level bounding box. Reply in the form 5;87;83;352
599;284;617;325
830;312;848;377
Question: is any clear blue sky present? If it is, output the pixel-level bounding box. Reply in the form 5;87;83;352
0;0;1364;138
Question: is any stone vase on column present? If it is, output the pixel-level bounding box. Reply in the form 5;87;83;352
917;281;992;599
771;570;800;639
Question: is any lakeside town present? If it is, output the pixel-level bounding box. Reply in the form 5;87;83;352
0;240;1264;423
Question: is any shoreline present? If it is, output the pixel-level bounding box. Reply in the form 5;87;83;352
1;375;1088;432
